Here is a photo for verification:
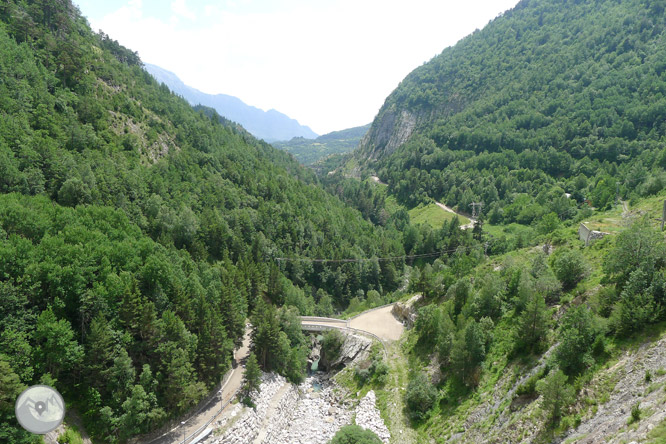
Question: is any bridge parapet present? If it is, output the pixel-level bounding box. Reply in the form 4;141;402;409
300;316;347;325
300;323;346;332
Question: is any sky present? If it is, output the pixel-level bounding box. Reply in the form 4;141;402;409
73;0;520;135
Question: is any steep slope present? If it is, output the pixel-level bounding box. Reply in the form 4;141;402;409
352;0;666;220
273;124;370;165
145;64;318;142
0;1;409;442
367;192;666;443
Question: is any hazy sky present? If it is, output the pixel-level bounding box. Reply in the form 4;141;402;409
74;0;519;135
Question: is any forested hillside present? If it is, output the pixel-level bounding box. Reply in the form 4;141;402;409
273;124;370;165
6;0;666;442
353;0;666;224
0;1;426;442
326;0;666;442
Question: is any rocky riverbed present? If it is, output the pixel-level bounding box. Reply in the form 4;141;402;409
355;390;391;444
207;372;390;444
268;374;352;444
206;332;390;444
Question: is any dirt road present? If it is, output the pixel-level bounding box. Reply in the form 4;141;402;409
435;201;475;230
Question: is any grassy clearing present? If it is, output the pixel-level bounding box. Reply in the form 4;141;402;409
409;203;470;229
384;195;402;216
379;339;420;444
583;192;666;233
483;222;538;241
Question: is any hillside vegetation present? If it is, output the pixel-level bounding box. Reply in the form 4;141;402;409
0;1;423;442
353;0;666;229
332;0;666;442
4;0;666;443
273;124;370;165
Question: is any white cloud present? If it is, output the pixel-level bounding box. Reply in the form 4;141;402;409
87;0;519;135
171;0;196;20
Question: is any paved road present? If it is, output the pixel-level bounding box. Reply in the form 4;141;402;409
301;305;404;342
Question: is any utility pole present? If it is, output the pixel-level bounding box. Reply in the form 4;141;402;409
662;199;666;231
470;202;483;219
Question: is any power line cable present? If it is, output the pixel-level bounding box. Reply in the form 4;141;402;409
275;245;474;264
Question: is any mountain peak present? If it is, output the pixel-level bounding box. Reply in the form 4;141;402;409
144;64;317;142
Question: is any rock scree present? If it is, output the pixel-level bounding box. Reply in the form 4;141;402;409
355;390;391;444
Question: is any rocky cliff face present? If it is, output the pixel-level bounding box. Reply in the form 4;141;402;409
356;107;418;163
391;294;423;328
319;333;372;371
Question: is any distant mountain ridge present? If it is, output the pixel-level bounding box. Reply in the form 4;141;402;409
144;64;317;142
272;124;370;165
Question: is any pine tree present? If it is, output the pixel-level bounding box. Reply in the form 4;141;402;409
450;320;486;386
250;297;280;369
195;295;233;385
85;314;115;394
241;352;261;399
515;292;549;353
536;368;574;423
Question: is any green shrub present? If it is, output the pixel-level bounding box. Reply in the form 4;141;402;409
550;249;588;290
57;429;84;444
329;425;382;444
630;402;641;424
515;366;547;397
355;367;371;383
405;372;438;421
322;330;345;366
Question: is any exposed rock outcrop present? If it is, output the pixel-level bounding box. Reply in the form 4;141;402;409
391;294;423;328
329;333;372;368
356;108;418;162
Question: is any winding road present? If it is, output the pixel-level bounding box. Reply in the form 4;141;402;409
146;304;405;444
